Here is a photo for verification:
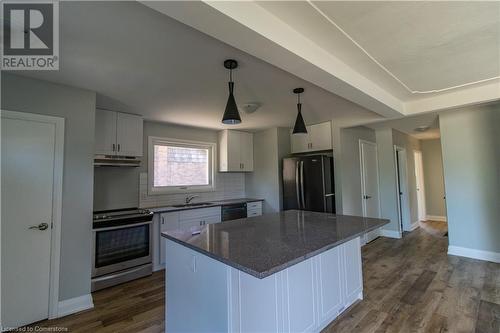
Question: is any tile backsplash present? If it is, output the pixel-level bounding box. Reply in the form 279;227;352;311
139;172;245;208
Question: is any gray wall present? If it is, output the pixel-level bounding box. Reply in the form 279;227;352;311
245;128;290;213
375;128;400;232
2;73;96;301
392;129;421;224
439;105;500;253
338;126;376;216
420;139;446;217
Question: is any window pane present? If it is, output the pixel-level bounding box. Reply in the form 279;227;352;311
154;145;209;187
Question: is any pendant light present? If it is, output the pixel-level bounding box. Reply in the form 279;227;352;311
292;87;307;134
222;59;241;124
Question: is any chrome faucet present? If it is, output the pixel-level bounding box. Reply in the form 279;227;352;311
185;195;199;204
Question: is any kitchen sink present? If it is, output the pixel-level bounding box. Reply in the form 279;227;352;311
171;202;214;208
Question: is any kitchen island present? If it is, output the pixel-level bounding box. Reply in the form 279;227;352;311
161;210;388;333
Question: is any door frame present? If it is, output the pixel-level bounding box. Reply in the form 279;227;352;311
413;150;427;221
359;140;382;243
393;146;412;232
1;110;65;320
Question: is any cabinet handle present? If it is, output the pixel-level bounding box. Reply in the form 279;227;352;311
242;163;244;169
161;217;164;224
112;143;116;151
117;144;120;152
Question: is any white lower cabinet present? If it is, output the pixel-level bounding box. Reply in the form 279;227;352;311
166;236;363;333
246;201;262;217
159;207;222;265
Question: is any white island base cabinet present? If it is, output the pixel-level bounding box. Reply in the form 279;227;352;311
165;237;362;333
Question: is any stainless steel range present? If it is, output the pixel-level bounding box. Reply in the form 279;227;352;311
91;208;154;291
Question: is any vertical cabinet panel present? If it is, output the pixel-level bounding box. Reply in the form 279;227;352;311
95;109;117;155
343;237;363;304
238;272;280;333
116;112;143;156
284;259;317;333
317;246;344;326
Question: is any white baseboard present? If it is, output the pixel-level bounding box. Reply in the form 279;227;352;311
57;294;94;318
425;215;447;222
153;263;165;272
448;245;500;263
403;221;419;232
380;229;402;239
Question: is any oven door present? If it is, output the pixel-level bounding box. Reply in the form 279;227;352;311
92;221;152;277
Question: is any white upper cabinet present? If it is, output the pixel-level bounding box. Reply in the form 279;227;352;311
116;112;143;156
218;130;254;172
95;108;143;157
95;109;117;155
290;121;332;154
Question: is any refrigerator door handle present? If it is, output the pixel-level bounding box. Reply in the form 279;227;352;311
324;193;335;197
295;161;301;209
300;161;306;209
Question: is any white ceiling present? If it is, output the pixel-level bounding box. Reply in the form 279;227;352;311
151;0;500;118
12;1;381;130
365;113;440;140
260;1;500;98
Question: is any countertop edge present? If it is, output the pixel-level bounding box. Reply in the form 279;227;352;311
161;218;388;279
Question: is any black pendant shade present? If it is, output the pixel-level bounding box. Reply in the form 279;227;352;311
222;59;241;125
292;88;307;134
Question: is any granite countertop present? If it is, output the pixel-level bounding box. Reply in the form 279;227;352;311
162;210;389;279
146;198;264;213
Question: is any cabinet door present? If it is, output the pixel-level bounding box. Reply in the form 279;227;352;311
226;130;241;171
343;237;362;304
160;212;179;265
240;131;254;171
309;122;332;151
317;246;344;326
116;112;143;156
95;109;117;155
290;129;310;153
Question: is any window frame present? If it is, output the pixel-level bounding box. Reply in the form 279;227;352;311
148;136;217;195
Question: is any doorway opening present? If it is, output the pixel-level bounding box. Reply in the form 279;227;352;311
394;146;412;234
414;150;426;222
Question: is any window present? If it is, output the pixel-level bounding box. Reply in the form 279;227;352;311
148;137;216;194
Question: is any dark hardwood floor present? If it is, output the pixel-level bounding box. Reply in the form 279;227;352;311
31;224;499;333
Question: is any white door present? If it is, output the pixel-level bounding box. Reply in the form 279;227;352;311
94;108;117;155
240;131;253;171
359;141;381;243
116;112;143;157
1;111;63;327
414;151;426;221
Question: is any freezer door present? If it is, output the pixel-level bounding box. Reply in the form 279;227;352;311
282;158;301;210
301;156;327;212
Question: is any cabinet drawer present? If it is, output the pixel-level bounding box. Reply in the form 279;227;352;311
179;215;221;229
247;201;262;210
179;206;221;220
247;209;262;217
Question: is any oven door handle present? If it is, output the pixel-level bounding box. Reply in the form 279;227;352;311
93;220;152;232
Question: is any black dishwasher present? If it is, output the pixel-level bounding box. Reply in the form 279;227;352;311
222;203;247;221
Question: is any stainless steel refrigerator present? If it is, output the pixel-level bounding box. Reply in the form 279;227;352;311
282;155;335;213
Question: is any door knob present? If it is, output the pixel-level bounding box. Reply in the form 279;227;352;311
29;223;49;231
